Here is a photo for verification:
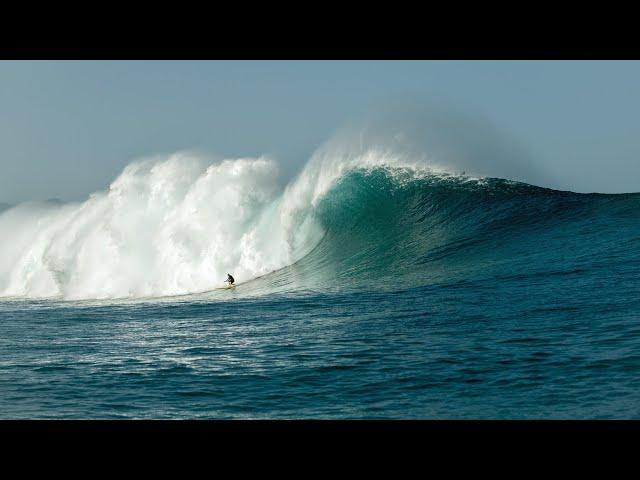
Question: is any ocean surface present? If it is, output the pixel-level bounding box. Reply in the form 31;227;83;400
1;150;639;418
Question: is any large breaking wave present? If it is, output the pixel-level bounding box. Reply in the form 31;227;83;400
1;133;639;300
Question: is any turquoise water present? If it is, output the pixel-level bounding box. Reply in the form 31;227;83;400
1;170;639;418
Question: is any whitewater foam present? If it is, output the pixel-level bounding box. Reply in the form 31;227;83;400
1;152;326;299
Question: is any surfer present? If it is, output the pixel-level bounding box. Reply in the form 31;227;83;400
225;273;235;285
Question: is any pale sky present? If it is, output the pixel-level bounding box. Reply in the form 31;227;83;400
1;60;639;203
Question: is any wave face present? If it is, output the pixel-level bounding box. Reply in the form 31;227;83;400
1;148;639;300
277;168;640;294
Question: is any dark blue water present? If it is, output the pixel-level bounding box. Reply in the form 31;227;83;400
2;171;640;418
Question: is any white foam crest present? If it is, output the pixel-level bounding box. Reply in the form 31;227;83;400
0;152;324;299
